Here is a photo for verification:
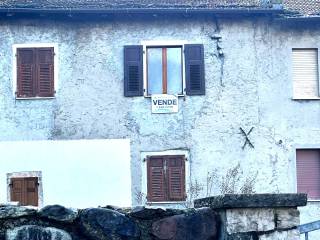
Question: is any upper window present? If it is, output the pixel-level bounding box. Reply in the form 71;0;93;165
292;48;319;99
124;44;205;97
296;149;320;199
147;155;186;202
16;47;54;98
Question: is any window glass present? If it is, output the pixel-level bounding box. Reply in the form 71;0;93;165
167;48;183;95
147;48;163;95
147;46;182;95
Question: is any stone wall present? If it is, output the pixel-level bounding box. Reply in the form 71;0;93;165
195;193;307;240
0;205;218;240
0;194;307;240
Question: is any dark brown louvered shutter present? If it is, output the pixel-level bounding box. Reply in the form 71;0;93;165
185;44;205;95
124;46;143;97
37;48;54;97
10;177;38;206
167;155;186;201
147;156;166;202
17;49;36;97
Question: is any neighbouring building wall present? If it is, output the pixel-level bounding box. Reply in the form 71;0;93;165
0;14;320;237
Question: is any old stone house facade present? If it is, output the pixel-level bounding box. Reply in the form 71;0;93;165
0;0;320;238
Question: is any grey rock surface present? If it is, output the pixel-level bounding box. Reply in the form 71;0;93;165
79;208;140;239
151;207;218;240
194;194;308;209
275;208;300;229
39;205;78;223
0;206;36;219
6;225;72;240
129;206;184;220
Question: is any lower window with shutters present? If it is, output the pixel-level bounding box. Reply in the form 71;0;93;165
147;155;186;202
7;171;43;207
296;149;320;199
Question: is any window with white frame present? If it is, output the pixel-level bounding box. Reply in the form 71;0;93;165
124;43;205;97
13;44;57;99
292;48;320;99
296;149;320;199
7;171;43;207
147;155;186;202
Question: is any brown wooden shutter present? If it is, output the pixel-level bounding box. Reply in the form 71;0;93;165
185;44;205;95
124;46;144;97
37;48;54;97
10;177;38;206
10;178;24;204
17;49;36;97
147;156;166;202
167;155;186;201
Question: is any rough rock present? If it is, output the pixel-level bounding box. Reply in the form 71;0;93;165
226;232;258;240
151;207;217;240
6;225;72;240
259;229;300;240
0;206;36;219
194;194;308;209
226;208;275;234
129;206;184;220
275;208;300;229
39;205;78;223
79;208;140;239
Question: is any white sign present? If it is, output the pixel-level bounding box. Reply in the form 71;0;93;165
151;94;179;114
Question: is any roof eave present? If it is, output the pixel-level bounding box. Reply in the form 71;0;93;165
0;7;284;15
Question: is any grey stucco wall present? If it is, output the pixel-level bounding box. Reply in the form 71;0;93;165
1;14;320;237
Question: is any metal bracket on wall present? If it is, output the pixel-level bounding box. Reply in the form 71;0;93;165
240;127;254;150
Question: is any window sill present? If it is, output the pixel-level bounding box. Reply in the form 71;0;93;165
292;97;320;100
15;97;56;100
146;201;186;205
307;199;320;202
144;94;185;98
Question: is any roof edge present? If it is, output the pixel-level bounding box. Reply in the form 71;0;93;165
0;7;284;15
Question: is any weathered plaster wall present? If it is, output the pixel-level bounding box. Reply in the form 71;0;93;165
0;14;320;237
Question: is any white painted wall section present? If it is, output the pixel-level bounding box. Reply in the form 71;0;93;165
0;139;131;208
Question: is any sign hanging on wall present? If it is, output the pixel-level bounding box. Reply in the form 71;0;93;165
151;94;179;114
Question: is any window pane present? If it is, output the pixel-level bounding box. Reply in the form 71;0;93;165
167;47;182;95
147;48;163;95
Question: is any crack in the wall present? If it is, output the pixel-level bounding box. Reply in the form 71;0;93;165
211;17;225;87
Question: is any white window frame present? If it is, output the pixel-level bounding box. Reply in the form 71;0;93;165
12;43;59;100
140;149;190;206
7;171;43;208
290;47;320;100
293;145;320;202
141;40;187;97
